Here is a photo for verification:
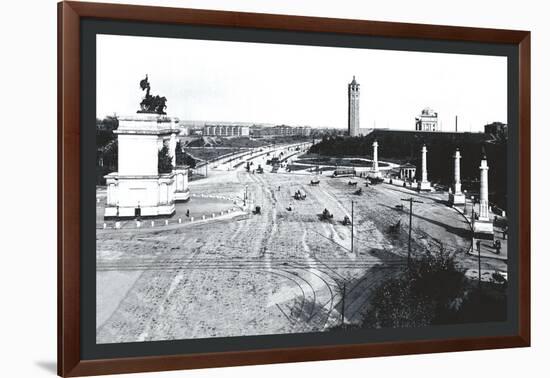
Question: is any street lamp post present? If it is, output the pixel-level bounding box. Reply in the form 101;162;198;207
341;282;346;326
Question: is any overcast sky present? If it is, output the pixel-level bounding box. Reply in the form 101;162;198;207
97;34;507;132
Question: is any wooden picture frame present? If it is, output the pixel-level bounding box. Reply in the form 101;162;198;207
58;1;530;376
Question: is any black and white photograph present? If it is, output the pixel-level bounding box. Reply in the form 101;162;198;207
95;34;509;344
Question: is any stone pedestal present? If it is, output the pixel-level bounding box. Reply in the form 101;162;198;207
473;219;494;234
449;192;466;205
418;181;432;191
174;166;190;202
104;113;181;219
417;144;431;191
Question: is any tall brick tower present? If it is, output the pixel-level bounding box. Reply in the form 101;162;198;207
348;76;360;137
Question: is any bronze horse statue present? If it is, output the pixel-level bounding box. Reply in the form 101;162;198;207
138;75;167;114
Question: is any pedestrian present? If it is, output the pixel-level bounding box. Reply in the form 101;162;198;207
476;240;481;253
186;209;190;217
503;226;508;240
495;240;501;254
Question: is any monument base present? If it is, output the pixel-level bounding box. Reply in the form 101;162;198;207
104;204;176;219
448;192;466;205
417;181;431;191
473;218;494;235
174;167;190;202
104;173;177;219
368;171;382;179
175;189;191;202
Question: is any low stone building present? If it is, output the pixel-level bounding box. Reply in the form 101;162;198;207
203;124;250;137
398;163;417;180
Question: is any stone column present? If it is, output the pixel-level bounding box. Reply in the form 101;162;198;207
421;144;428;182
418;144;431;191
479;155;490;220
453;149;462;194
449;148;465;205
372;140;379;174
473;154;493;234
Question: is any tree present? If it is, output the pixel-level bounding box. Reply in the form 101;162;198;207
175;141;197;168
175;141;184;166
96;116;118;148
96;116;119;185
158;145;173;174
362;248;466;328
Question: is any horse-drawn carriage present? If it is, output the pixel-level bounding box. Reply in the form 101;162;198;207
353;188;363;195
395;204;404;211
319;208;334;221
293;190;307;200
256;165;264;174
348;181;358;187
252;206;261;215
342;215;351;225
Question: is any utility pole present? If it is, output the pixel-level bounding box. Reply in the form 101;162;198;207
401;197;423;267
351;201;354;254
341;283;346;326
471;197;481;289
478;239;482;290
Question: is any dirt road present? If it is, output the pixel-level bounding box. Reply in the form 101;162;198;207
96;156;473;343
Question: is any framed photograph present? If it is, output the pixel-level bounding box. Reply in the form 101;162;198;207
58;1;530;376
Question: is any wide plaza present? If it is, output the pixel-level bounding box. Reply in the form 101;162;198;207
95;146;506;343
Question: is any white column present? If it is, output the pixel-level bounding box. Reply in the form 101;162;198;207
418;144;431;191
421;145;428;182
453;149;462;194
479;156;490;220
372;140;379;173
448;149;465;205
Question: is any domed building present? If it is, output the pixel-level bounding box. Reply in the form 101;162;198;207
415;107;439;131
